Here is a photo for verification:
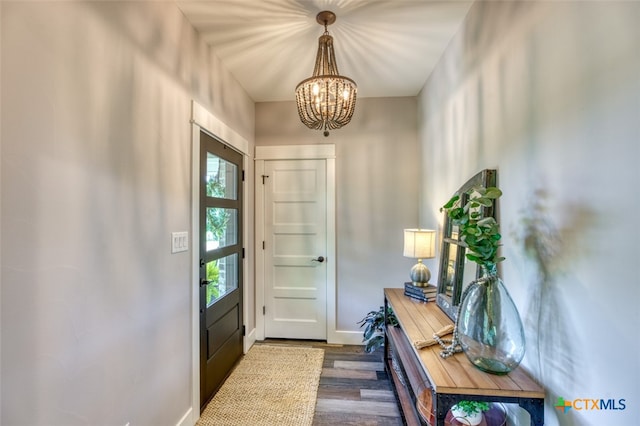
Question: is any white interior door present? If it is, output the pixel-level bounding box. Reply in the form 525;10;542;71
263;159;327;340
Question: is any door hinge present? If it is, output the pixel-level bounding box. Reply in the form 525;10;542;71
262;174;269;184
263;306;266;315
242;247;245;259
242;325;246;336
242;170;245;182
262;241;265;250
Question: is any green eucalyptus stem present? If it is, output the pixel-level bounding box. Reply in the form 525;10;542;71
440;185;504;269
480;263;499;346
438;185;504;358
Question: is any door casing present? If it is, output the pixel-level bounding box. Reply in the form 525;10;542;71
255;145;337;342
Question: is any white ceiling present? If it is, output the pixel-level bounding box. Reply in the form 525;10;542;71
176;0;473;102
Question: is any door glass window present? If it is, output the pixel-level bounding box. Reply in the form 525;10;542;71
206;153;237;200
206;208;237;251
205;253;239;307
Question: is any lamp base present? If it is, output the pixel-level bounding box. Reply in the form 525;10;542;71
410;260;431;287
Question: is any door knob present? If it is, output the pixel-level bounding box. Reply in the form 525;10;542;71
312;256;325;263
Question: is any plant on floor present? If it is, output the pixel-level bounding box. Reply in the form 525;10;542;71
357;306;398;353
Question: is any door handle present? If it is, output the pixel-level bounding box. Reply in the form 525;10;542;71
200;279;211;288
312;256;325;263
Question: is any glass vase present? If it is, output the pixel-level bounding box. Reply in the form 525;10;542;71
457;264;525;375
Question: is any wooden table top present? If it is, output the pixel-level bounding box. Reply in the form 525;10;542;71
385;288;544;398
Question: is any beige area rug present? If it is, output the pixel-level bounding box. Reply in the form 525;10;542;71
197;344;325;426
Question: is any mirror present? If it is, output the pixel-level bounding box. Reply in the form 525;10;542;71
436;169;497;321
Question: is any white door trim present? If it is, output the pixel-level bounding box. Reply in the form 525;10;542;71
188;101;253;426
254;145;337;343
255;144;335;161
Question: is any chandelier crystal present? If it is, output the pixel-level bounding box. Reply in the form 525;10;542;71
295;11;357;137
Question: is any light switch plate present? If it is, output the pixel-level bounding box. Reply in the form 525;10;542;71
171;232;189;253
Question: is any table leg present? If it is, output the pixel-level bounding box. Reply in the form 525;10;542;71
520;398;545;426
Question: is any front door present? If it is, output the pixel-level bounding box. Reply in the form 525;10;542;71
199;132;243;410
263;159;327;340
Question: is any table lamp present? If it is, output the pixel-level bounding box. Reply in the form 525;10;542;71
403;229;436;287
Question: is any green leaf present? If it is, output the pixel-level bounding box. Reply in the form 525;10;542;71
466;253;481;262
454;401;490;415
473;186;487;196
475;197;493;207
484;187;502;199
477;217;496;226
442;195;460;209
467;226;481;236
363;328;374;340
450;207;464;219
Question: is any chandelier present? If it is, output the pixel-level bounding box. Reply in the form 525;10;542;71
295;11;357;137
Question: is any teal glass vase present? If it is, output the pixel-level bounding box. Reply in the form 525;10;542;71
457;264;525;375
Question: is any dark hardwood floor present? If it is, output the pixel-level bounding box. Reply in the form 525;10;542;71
259;340;403;426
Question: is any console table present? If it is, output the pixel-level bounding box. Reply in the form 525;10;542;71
384;288;544;426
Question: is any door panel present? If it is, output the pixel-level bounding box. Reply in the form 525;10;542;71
207;305;239;355
199;132;243;410
264;159;327;340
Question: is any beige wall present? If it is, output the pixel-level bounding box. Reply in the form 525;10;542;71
419;2;639;424
1;1;254;424
256;97;423;332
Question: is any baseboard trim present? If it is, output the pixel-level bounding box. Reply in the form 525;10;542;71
328;329;364;346
176;406;194;426
244;327;256;353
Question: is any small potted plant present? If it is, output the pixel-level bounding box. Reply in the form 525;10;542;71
357;306;398;353
450;400;490;426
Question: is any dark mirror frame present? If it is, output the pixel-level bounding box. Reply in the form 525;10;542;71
436;169;497;321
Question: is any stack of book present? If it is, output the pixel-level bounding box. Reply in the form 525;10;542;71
404;282;437;302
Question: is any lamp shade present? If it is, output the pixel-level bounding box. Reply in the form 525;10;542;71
403;229;436;259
